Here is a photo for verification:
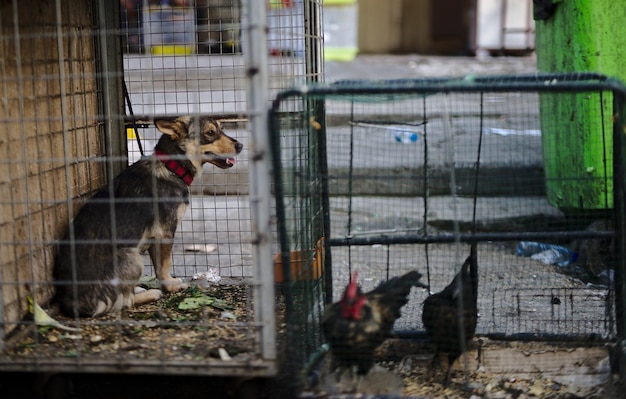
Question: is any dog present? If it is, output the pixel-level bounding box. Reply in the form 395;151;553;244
54;116;243;317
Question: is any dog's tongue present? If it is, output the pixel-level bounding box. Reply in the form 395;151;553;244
227;157;236;166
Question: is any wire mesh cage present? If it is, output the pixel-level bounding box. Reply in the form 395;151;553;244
270;95;328;388
0;0;322;393
269;73;626;395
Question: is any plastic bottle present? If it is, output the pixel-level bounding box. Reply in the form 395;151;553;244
516;241;578;267
393;130;419;144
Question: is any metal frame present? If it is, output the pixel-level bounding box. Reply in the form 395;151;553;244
94;0;126;177
242;0;276;366
0;0;323;381
269;72;626;384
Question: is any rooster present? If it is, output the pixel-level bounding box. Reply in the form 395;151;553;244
422;244;478;386
321;270;426;389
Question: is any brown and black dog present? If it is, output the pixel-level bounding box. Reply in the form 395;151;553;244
54;116;242;317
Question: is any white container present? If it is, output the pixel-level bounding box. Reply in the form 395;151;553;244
475;0;535;53
324;0;358;61
143;3;196;55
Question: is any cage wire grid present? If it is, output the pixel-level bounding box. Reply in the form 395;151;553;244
270;73;626;388
120;0;321;320
0;0;324;381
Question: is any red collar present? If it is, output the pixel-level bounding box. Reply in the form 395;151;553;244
153;149;194;186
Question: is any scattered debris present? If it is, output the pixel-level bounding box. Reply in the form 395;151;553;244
184;243;217;253
6;285;254;363
218;348;232;361
90;335;104;343
304;340;619;398
27;295;80;332
221;311;237;320
191;268;221;283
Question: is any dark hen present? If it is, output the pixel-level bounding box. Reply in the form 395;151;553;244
321;270;426;388
422;244;478;385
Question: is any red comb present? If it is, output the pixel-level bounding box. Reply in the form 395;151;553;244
346;271;359;298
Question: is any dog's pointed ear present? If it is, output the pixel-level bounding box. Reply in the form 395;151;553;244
154;118;187;140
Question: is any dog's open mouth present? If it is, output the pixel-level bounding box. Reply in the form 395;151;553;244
205;153;237;169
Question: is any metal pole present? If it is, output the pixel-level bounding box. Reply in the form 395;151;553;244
612;87;626;376
242;0;276;362
96;0;125;175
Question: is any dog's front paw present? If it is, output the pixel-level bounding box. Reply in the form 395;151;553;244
134;288;162;305
162;277;188;293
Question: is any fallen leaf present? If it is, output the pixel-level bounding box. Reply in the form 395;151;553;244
139;276;161;290
211;298;235;310
178;295;215;310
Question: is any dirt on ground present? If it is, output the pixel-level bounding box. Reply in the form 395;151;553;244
3;284;255;363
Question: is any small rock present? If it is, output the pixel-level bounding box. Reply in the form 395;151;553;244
486;391;507;399
466;382;485;392
60;334;81;340
486;377;502;392
528;381;545;397
90;335;103;343
218;348;232;361
221;311;236;320
551;383;562;391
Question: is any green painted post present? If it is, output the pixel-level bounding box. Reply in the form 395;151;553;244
535;0;626;211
